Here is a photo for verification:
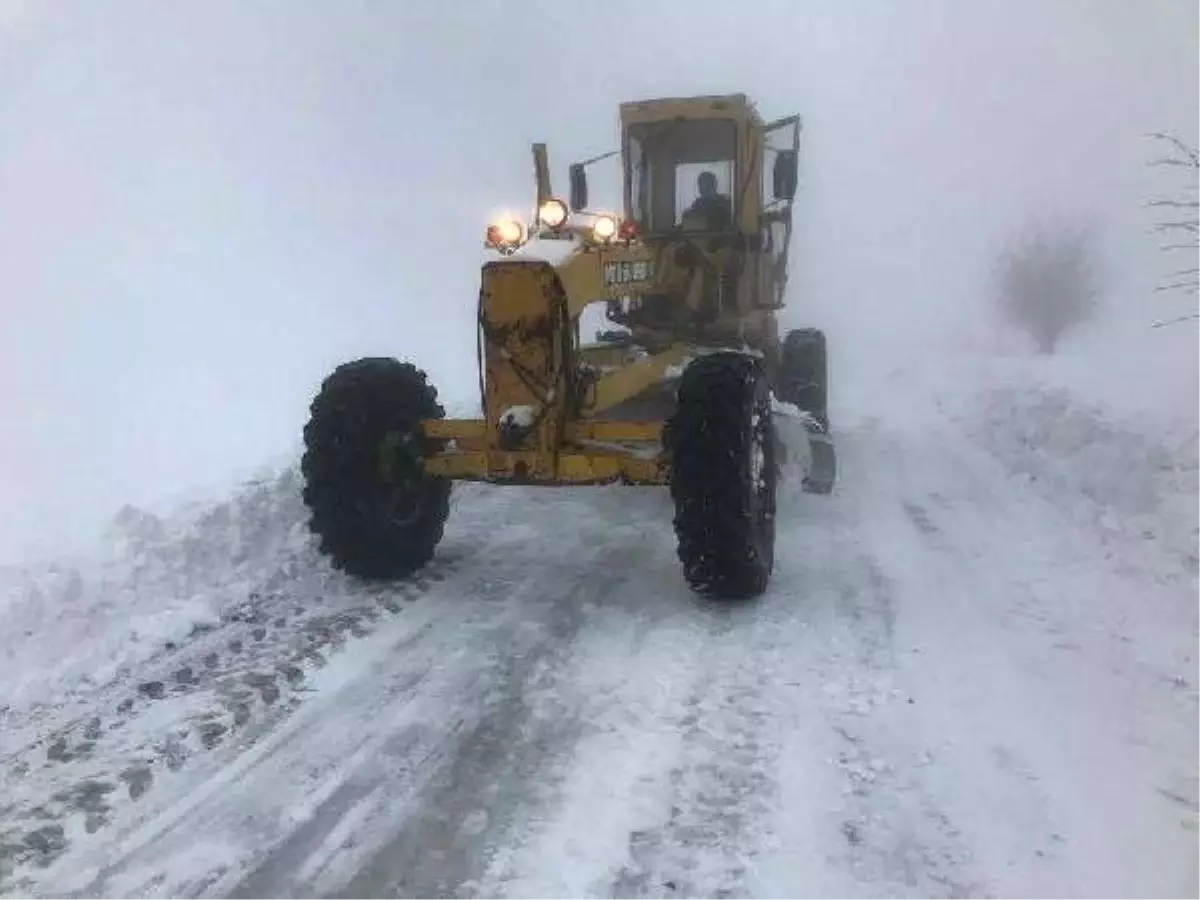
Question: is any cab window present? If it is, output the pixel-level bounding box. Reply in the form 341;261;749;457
627;118;737;232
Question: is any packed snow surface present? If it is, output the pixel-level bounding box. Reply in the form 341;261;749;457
1;341;1195;898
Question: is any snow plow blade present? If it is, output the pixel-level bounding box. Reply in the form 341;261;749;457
772;402;837;494
802;427;837;495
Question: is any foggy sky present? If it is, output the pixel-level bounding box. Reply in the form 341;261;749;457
1;0;1196;562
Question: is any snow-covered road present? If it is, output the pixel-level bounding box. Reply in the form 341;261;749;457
2;402;1196;898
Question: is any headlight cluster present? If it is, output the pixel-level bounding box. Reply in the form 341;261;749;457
484;198;635;254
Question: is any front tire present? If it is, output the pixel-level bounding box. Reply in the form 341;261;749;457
667;351;777;600
301;357;451;580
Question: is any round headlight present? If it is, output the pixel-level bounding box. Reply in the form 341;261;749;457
538;198;568;229
495;219;525;244
592;215;618;241
487;218;527;252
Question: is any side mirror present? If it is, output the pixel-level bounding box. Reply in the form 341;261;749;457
569;163;588;211
773;150;798;201
532;142;552;208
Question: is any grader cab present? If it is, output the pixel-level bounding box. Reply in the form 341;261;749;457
301;93;835;600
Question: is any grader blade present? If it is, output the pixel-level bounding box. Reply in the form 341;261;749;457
802;428;837;495
772;400;836;495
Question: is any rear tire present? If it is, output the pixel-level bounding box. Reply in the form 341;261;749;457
779;327;829;430
301;357;451;580
667;351;777;600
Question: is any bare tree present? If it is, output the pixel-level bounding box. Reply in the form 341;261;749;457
994;222;1098;355
1145;132;1199;326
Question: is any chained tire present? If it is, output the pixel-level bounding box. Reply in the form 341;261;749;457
667;351;777;600
301;357;451;580
779;327;829;431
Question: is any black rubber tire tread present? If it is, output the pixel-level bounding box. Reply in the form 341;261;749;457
667;351;777;600
779;327;829;430
301;357;451;580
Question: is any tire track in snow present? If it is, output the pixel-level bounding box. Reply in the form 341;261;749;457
470;424;980;899
37;487;682;899
0;477;495;897
773;425;982;900
850;420;1197;898
459;490;824;898
304;540;661;899
605;608;793;900
234;487;693;899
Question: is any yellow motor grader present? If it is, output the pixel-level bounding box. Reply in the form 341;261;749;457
301;93;835;600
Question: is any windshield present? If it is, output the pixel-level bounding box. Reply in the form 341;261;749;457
627;118;738;232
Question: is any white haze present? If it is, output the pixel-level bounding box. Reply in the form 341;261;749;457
1;0;1196;562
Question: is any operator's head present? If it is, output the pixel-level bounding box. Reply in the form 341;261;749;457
697;170;719;197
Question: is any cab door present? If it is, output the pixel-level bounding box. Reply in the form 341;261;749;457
759;114;801;309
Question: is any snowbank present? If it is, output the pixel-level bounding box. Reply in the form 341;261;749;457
0;394;493;740
932;324;1198;580
0;467;313;730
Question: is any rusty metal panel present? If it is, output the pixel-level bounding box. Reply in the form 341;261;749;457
478;260;572;480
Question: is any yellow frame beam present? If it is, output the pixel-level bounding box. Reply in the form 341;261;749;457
421;417;667;485
424;450;665;485
422;418;663;444
588;344;688;414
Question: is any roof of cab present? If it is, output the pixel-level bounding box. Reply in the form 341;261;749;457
618;93;761;126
